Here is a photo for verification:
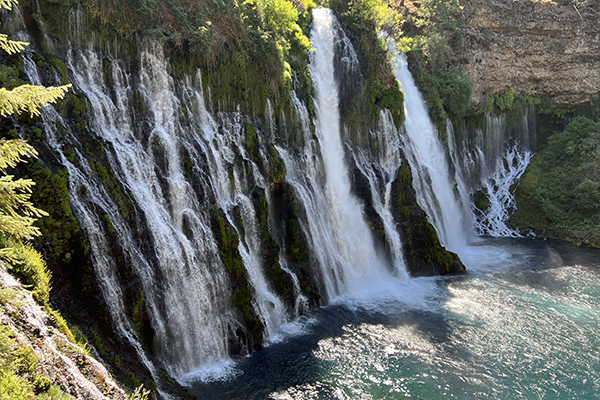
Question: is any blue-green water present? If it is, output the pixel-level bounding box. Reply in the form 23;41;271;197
186;238;600;399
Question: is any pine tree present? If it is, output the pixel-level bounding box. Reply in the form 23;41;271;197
0;0;70;252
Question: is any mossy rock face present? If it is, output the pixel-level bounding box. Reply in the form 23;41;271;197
330;0;405;142
210;207;264;350
244;124;287;186
390;163;466;276
268;182;321;308
473;190;490;213
250;186;292;301
267;144;286;185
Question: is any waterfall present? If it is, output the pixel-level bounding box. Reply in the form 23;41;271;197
305;8;392;296
387;42;471;255
17;46;177;399
450;110;536;237
387;38;536;249
15;32;299;377
350;110;410;279
13;1;499;386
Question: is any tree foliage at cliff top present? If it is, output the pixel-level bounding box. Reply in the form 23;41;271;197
399;0;462;72
515;116;600;233
34;0;312;105
394;0;471;130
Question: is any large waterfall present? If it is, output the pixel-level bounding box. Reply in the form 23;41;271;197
13;5;416;381
387;44;472;256
305;8;395;296
11;2;539;392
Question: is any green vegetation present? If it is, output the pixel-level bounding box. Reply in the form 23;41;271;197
127;385;150;400
396;0;471;132
482;91;574;148
36;0;312;117
0;235;50;304
0;1;70;117
408;0;462;71
514;116;600;246
329;0;405;135
0;311;74;400
0;139;49;244
251;187;288;297
211;207;264;345
0;325;67;400
426;66;472;121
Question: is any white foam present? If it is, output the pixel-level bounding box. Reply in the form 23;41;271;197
177;359;242;385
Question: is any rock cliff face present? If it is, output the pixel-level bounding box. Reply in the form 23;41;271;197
459;0;600;107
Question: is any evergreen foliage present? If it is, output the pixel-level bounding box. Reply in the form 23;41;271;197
425;65;472;120
0;139;48;243
0;84;70;118
412;0;461;71
0;0;69;249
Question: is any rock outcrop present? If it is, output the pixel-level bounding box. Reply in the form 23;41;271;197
459;0;600;107
0;264;127;400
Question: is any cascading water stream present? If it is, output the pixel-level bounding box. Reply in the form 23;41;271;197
387;38;536;253
56;35;293;377
350;110;410;279
16;38;178;398
386;40;471;256
306;8;391;295
450;110;536;237
65;45;234;376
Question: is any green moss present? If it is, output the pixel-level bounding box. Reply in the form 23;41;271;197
103;214;115;235
27;162;88;266
473;190;489;213
210;207;265;346
90;331;107;356
131;289;151;346
267;144;286;184
0;63;23;90
89;157;134;222
130;372;141;388
244;125;259;165
251;187;295;301
390;164;465;276
46;56;69;85
103;59;113;86
213;213;245;279
329;0;406;139
287;218;308;263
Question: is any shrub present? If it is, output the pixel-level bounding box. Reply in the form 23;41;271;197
515;116;600;230
0;235;51;305
427;65;472;120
